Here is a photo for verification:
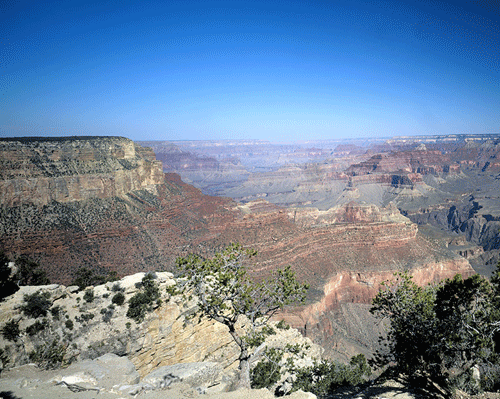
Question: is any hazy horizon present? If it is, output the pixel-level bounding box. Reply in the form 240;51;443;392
1;0;499;142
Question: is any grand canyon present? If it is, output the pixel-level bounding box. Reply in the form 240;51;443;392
2;134;500;365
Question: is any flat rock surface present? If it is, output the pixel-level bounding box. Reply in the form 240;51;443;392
2;364;499;399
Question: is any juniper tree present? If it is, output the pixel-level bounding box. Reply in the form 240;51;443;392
371;271;500;393
174;243;309;389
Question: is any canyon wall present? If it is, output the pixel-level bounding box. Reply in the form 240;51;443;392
0;137;164;207
0;136;477;361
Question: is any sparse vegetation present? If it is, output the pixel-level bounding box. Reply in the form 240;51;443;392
100;307;114;322
29;339;67;370
276;319;290;330
26;319;48;336
111;283;123;292
76;312;95;323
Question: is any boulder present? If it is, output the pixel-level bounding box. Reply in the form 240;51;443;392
143;361;222;390
52;353;139;390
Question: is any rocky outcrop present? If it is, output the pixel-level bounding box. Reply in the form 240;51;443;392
0;137;164;207
0;272;322;384
0;272;237;375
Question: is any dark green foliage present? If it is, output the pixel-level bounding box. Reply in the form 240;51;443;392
370;272;436;376
244;325;276;348
76;313;94;323
29;339;66;369
112;292;125;306
251;348;370;398
71;268;117;291
14;256;50;286
2;320;20;342
0;252;18;300
26;319;48;336
126;274;160;323
71;268;104;290
83;288;94;303
0;348;9;370
50;305;61;320
276;319;290;330
251;347;283;389
106;270;118;282
65;319;74;330
100;307;114;322
371;270;500;393
21;291;52;318
290;355;371;398
111;283;123;292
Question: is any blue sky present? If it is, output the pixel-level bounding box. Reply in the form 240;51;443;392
1;0;498;142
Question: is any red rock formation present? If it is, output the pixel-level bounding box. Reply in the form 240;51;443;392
347;150;459;179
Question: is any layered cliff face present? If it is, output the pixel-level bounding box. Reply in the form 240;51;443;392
0;137;164;207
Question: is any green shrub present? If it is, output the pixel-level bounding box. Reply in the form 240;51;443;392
2;320;20;342
14;256;50;286
71;268;104;290
371;271;500;394
76;313;94;323
251;347;283;389
112;292;125;306
100;307;114;322
71;268;118;291
0;252;19;300
126;274;160;323
29;339;66;369
276;319;290;330
21;291;51;318
83;288;94;303
26;319;48;336
290;355;371;397
112;283;123;292
50;305;61;320
65;319;74;330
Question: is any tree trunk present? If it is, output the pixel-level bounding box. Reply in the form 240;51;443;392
236;348;251;389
